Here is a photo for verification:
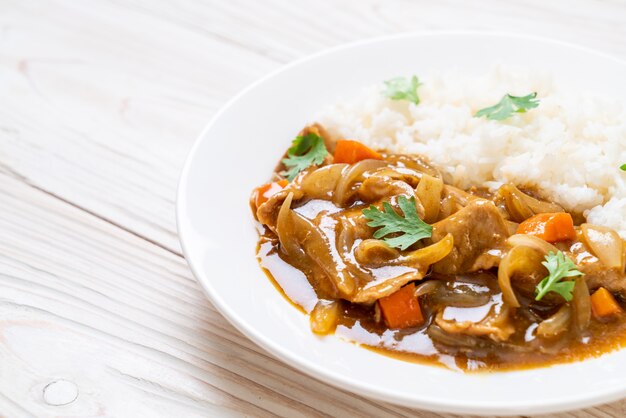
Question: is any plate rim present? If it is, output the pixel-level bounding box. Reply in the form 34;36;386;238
177;30;626;415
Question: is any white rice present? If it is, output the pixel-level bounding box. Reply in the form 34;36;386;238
317;67;626;238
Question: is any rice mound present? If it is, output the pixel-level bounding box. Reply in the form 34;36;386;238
317;67;626;238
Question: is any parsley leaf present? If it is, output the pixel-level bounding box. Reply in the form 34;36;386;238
362;196;432;250
620;164;626;171
475;92;540;121
383;76;422;105
281;133;328;181
535;251;584;301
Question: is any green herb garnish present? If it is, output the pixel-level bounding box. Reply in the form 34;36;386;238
383;76;422;105
475;92;540;121
620;164;626;171
362;196;432;250
535;251;584;302
281;133;328;181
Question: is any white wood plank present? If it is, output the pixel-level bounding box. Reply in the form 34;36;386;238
0;0;277;253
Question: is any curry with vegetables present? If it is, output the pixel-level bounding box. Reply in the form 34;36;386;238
251;124;626;371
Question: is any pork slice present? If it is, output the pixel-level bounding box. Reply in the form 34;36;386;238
431;201;510;275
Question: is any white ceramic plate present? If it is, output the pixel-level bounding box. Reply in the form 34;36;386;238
177;32;626;415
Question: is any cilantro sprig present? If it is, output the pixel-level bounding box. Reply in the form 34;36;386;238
281;133;328;181
535;251;584;302
383;76;422;105
475;92;539;121
362;196;432;250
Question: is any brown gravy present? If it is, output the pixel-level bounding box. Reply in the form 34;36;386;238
258;234;626;372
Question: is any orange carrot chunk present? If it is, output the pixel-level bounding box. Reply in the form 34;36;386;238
333;139;382;164
516;212;576;243
254;179;288;208
378;283;424;329
591;287;622;319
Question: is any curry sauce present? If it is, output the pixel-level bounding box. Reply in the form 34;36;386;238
251;125;626;371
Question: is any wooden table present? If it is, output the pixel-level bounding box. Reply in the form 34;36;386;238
2;1;626;417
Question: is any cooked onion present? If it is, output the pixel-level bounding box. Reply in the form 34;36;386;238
351;271;423;303
334;159;386;205
310;300;341;335
581;223;624;270
358;176;416;203
498;245;546;307
384;154;441;178
499;184;534;222
506;234;559;255
300;163;347;199
499;184;564;222
521;189;564;214
439;194;458;219
504;220;519;236
536;305;571;338
431;288;491;307
401;234;454;267
427;324;480;348
374;302;382;323
276;192;301;257
416;174;443;223
337;217;356;255
354;239;400;266
368;167;422;188
498;248;520;308
414;280;441;297
571;277;591;333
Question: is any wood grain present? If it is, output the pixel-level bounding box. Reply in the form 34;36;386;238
1;0;626;416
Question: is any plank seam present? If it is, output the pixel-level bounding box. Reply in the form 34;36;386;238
0;162;184;258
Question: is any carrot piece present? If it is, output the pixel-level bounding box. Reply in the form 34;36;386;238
516;212;576;243
254;179;288;208
591;287;622;319
333;139;382;164
377;283;424;329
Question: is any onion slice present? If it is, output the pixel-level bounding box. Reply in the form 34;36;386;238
498;244;547;307
276;192;299;256
310;300;341;335
354;239;400;266
416;174;443;223
501;184;534;222
499;183;564;222
536;305;571;338
506;234;559;255
414;280;441;297
334;159;386;205
300;163;348;199
401;233;455;267
581;223;624;270
498;248;521;308
571;277;591;333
